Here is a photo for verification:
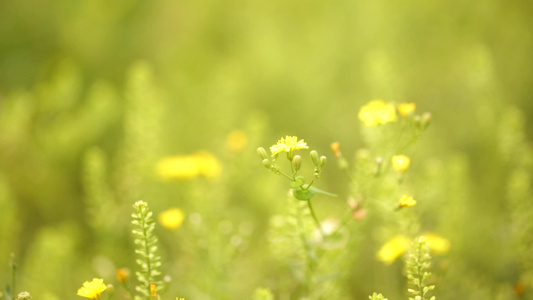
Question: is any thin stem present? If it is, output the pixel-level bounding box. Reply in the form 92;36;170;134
11;254;16;297
307;200;326;237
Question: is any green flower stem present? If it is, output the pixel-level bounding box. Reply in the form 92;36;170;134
275;169;295;181
120;282;135;300
307;200;326;237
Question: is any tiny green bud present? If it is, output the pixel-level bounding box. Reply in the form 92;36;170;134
421;112;432;129
292;155;302;172
257;147;269;160
310;150;319;166
319;156;327;168
262;159;271;169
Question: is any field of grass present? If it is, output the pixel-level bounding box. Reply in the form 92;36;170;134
1;1;533;299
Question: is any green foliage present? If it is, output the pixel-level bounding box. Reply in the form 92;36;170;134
0;1;533;299
406;237;435;300
369;292;388;300
131;201;162;300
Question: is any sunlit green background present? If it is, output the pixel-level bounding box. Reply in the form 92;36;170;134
1;0;533;299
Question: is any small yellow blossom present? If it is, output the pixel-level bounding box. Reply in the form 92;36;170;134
226;130;248;153
77;278;107;299
157;151;221;180
150;282;157;297
358;100;398;127
397;102;416;117
270;136;309;156
159;208;185;230
422;232;450;254
377;235;410;264
398;195;417;208
391;155;410;173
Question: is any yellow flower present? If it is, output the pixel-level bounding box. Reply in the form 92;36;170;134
422;232;450;254
398;195;417;208
377;235;410;264
77;278;107;299
226;130;248;153
358;100;398;127
159;208;185;230
397;102;416;117
156;152;221;180
194;151;222;178
150;282;157;297
391;155;410;173
269;136;309;156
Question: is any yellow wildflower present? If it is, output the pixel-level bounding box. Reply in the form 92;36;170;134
422;232;450;254
150;282;157;297
226;130;248;153
358;100;398;127
377;235;410;264
270;136;309;156
156;151;221;180
391;155;410;173
194;151;222;178
397;102;416;117
159;208;185;230
77;278;107;299
398;195;417;208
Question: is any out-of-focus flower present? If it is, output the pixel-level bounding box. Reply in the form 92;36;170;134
358;100;397;127
422;232;450;254
397;102;416;117
156;151;221;180
348;197;367;221
226;130;248;153
269;136;308;156
77;278;107;299
194;151;222;178
150;282;157;297
391;155;410;173
17;292;32;300
330;142;341;158
116;268;130;283
159;208;185;230
377;236;410;264
398;195;417;208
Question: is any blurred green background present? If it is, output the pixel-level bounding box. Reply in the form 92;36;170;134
1;0;533;299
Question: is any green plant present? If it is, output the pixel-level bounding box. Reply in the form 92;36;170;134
131;201;162;300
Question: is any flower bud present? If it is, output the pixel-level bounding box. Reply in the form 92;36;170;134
262;159;271;169
257;147;268;160
292;155;302;172
106;284;115;293
319;156;327;168
310;150;319;166
421;112;432;129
